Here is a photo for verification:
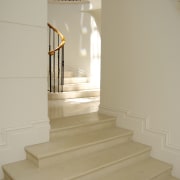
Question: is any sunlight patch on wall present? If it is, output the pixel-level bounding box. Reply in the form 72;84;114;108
64;23;70;32
90;16;101;88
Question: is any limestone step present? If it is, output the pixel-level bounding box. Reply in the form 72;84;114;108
50;71;74;77
48;77;89;91
50;83;98;93
3;142;151;180
62;83;97;92
50;112;116;137
48;97;100;119
79;158;173;180
166;177;180;180
25;127;133;167
48;89;100;100
64;71;74;77
64;77;88;84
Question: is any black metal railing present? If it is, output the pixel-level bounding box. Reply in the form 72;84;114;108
48;23;65;92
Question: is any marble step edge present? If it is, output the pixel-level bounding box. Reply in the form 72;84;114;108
50;116;116;137
60;83;98;92
25;129;133;167
75;158;174;180
49;71;74;77
166;177;180;180
49;83;98;92
68;151;152;180
64;77;88;84
3;142;151;180
48;77;89;88
48;89;100;95
48;89;100;100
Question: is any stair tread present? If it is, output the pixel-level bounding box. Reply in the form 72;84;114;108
91;158;172;180
50;112;116;131
3;141;151;180
48;89;100;100
168;177;180;180
25;127;133;159
62;82;99;92
64;77;88;84
63;83;94;87
60;89;100;93
49;89;100;94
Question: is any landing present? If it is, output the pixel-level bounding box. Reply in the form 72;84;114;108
48;97;100;120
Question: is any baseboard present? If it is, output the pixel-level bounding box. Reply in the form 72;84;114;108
0;119;50;179
99;105;180;178
0;120;50;148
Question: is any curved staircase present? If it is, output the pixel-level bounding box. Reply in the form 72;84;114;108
48;71;100;100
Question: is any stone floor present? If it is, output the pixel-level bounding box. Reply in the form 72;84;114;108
48;97;100;120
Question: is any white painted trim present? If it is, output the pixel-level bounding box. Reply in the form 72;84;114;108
0;120;50;148
99;105;180;153
99;105;180;178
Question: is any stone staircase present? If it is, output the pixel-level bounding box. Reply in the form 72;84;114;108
48;71;100;100
2;112;179;180
48;71;100;118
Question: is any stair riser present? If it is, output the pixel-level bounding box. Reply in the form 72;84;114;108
48;91;100;100
153;170;172;180
64;78;88;84
26;135;132;168
63;85;94;92
50;120;116;138
49;71;74;77
69;151;151;180
48;84;95;92
2;171;12;180
49;77;88;84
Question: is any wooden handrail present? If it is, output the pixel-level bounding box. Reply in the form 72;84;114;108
48;23;65;55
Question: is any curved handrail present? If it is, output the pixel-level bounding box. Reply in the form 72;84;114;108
48;23;66;55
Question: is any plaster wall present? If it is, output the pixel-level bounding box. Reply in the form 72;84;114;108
48;3;92;77
89;0;101;9
100;0;180;178
0;0;49;178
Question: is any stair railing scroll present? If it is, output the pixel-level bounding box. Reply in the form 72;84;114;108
48;23;65;92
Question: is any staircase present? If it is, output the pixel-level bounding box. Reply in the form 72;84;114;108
2;112;179;180
48;70;100;100
48;70;100;119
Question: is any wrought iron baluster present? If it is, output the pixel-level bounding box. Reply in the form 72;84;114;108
49;27;52;92
61;45;65;92
58;35;60;92
53;31;55;92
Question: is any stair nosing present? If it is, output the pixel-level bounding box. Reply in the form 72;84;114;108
151;166;173;179
55;89;100;93
82;158;173;180
66;146;152;180
50;117;116;132
26;131;133;160
6;142;152;180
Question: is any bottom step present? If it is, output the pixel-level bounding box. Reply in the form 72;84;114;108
48;89;100;100
3;142;150;180
80;158;172;180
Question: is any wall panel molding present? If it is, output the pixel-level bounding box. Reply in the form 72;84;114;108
0;120;50;148
99;105;180;153
99;105;180;178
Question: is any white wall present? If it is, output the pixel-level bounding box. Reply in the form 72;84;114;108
100;0;180;178
0;0;49;179
48;3;101;87
89;0;101;9
48;3;91;76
